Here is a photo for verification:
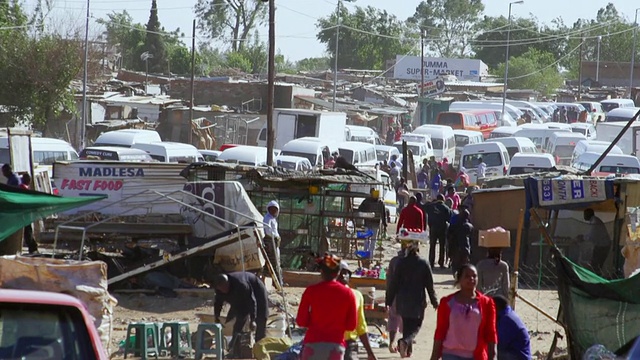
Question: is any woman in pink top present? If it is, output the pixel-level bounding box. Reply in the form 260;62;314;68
445;186;460;210
431;264;497;360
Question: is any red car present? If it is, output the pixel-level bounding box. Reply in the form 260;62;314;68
0;289;107;359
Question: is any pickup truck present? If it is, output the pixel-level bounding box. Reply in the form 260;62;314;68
0;289;107;359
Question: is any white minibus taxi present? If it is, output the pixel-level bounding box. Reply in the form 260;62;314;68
507;153;556;175
412;125;456;164
460;142;510;185
485;137;537;159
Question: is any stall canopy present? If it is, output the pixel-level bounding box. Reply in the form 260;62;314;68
554;250;640;358
0;184;105;241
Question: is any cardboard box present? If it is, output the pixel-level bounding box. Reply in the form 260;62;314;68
479;227;511;248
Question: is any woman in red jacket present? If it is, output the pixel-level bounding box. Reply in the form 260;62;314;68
430;264;497;360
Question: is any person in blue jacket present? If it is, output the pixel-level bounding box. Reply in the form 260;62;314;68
492;295;532;360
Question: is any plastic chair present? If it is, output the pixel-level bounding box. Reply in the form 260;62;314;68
194;323;224;359
159;322;192;357
123;323;159;359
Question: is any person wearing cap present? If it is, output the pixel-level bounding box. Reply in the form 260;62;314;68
213;272;269;348
386;240;438;358
338;261;377;360
297;253;358;360
263;200;283;285
358;188;387;261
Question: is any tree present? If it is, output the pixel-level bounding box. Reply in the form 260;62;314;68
144;0;167;73
195;0;267;52
97;11;146;71
316;6;414;70
407;0;484;57
296;57;330;72
495;49;563;96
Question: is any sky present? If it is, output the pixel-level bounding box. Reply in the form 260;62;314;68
21;0;640;62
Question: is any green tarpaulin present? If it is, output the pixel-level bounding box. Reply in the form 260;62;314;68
0;184;105;241
554;249;640;358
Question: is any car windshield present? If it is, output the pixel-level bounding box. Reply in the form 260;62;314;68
455;135;469;147
600;166;640;174
276;160;297;170
572;128;586;135
602;103;620;112
462;152;502;168
0;302;98;360
280;151;316;165
338;149;355;162
554;145;576;158
438;113;462;127
393;145;421;156
376;150;389;162
431;138;444;149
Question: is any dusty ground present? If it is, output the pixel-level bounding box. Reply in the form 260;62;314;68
109;225;567;359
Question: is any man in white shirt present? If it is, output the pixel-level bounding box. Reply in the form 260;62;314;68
263;200;283;285
476;157;487;186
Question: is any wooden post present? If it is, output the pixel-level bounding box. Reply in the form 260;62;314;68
510;208;524;309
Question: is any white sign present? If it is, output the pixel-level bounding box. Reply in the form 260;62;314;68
538;179;607;206
393;55;488;82
416;77;446;97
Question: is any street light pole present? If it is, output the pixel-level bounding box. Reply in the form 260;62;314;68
332;0;341;111
596;35;602;82
266;0;276;166
501;0;523;121
420;28;426;97
80;0;90;150
630;9;639;98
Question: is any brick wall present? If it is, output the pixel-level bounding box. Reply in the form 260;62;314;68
169;80;268;110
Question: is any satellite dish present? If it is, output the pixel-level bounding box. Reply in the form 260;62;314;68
140;51;154;61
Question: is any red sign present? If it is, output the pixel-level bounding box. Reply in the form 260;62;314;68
60;179;124;192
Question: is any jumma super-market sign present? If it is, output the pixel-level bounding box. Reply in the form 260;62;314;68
392;55;488;82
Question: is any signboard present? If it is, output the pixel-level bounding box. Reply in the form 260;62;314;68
416;77;446;97
538;179;607;206
393;55;488;82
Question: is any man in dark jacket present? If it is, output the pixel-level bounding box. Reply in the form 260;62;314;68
423;194;452;268
493;295;531;360
213;272;269;342
386;241;438;358
448;208;473;276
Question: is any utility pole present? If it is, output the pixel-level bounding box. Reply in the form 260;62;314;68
332;0;341;111
189;19;196;147
420;28;425;97
266;0;276;166
596;35;601;83
578;36;584;101
501;1;524;122
80;0;90;150
631;9;639;99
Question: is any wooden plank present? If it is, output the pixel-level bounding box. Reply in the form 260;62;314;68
283;271;387;290
58;222;192;235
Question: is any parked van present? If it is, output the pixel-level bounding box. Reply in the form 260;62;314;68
572;152;640;175
460;142;510;185
199;150;222;162
450;102;525;125
579;101;606;123
601;99;636;113
570;123;596;140
280;138;335;167
453;130;484;163
344;125;381;145
274;155;313;171
545;132;587;165
375;145;401;164
412;124;456;164
485;137;537;159
507;153;556;175
490;126;520;139
512;127;571;151
79;146;153;162
603;107;640;122
400;133;435;157
337;141;377;166
437;110;498;138
93;129;161;148
393;141;430;169
217;145;273;166
0;137;80;178
131;142;203;163
571;140;623;164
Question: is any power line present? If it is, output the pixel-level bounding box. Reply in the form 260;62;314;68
508;42;583;80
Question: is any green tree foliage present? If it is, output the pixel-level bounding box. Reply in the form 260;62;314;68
144;0;167;73
195;0;267;52
407;0;484;57
317;6;414;70
296;57;331;72
97;11;146;71
0;2;82;129
495;49;563;96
